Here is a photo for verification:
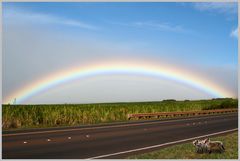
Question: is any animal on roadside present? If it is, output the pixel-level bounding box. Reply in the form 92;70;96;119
192;138;208;153
204;138;225;153
192;140;202;153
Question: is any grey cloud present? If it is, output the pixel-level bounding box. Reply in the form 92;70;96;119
27;75;212;104
2;24;153;103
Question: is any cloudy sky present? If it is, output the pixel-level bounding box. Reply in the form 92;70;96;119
2;2;238;104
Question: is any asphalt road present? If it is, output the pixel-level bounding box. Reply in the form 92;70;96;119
2;113;238;159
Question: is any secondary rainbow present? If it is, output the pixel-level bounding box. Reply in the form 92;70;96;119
4;61;233;104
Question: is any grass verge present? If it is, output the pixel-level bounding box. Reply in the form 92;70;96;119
128;132;238;159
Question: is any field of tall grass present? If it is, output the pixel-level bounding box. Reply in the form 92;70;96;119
2;98;237;130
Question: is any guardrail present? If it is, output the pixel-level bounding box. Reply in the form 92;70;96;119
127;108;238;120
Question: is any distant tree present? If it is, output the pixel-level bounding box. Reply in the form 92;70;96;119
212;98;233;100
162;99;176;102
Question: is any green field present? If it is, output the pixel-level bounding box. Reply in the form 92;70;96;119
128;132;238;159
2;98;237;130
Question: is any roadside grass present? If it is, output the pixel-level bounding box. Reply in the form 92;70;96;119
128;132;238;159
2;98;237;130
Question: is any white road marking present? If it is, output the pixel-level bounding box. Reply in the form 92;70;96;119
47;139;51;142
68;137;71;139
86;135;90;138
23;141;27;144
86;128;238;159
3;113;237;137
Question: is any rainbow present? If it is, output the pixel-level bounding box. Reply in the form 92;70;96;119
4;60;233;104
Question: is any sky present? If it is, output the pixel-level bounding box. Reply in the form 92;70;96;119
2;2;238;104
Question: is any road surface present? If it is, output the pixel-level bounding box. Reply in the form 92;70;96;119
2;113;238;159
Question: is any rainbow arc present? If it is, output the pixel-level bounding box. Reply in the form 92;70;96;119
4;61;233;104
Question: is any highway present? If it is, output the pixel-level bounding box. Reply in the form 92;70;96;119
2;113;238;159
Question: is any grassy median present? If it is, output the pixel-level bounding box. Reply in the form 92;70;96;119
128;132;238;159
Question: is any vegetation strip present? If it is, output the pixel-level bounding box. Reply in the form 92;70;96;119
2;98;237;130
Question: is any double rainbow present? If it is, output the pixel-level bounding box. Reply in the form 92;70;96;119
3;60;233;104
